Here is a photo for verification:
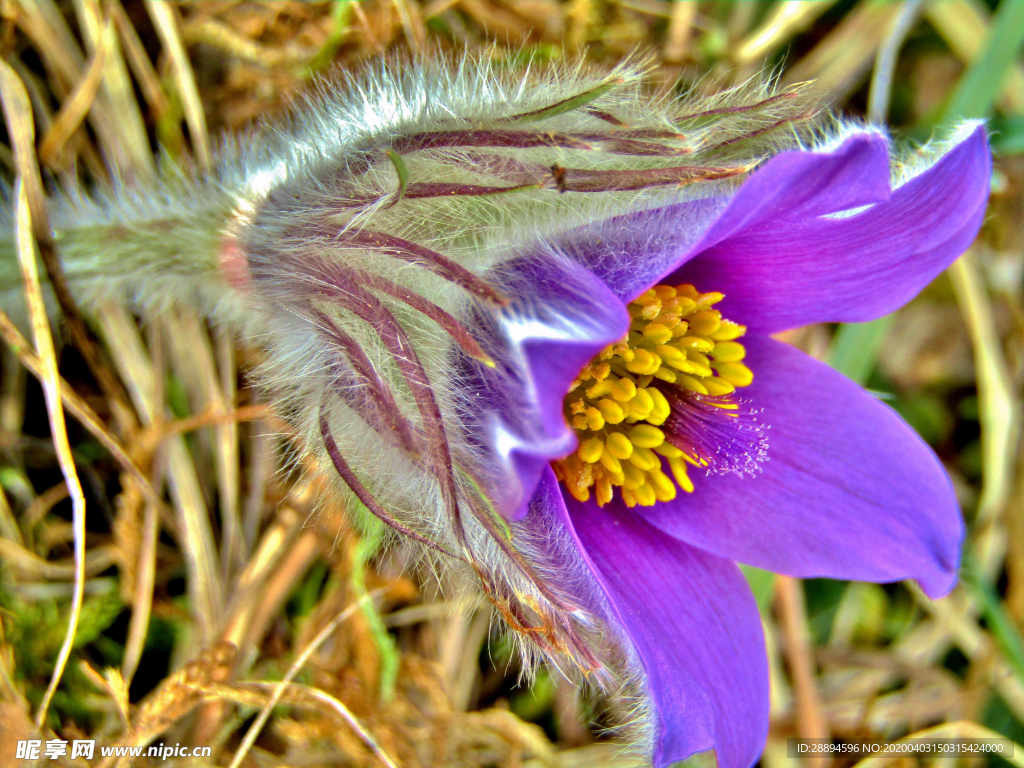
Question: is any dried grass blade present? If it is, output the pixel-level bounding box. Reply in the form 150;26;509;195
110;0;171;120
96;302;223;642
0;308;166;515
0;39;136;430
121;500;158;685
251;681;398;764
16;0;125;167
733;0;837;67
216;329;245;573
950;253;1019;580
164;309;241;584
853;721;1024;768
0;60;89;728
37;19;108;166
72;0;153;176
226;592;397;768
0;539;116;580
15;178;87;725
145;0;211;170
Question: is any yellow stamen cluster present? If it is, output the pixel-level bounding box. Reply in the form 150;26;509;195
552;283;752;508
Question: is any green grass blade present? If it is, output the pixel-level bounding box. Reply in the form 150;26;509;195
825;315;895;383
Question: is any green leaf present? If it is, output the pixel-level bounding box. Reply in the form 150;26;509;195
740;564;775;612
991;115;1024;155
963;558;1024;685
824;314;895;384
504;77;622;123
941;0;1024;122
385;149;409;205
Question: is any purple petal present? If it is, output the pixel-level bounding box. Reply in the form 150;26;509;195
556;131;893;304
673;126;991;332
636;336;964;598
471;254;630;520
556;197;729;304
556;129;988;329
535;469;768;768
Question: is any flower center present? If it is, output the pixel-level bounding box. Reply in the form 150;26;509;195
553;283;761;508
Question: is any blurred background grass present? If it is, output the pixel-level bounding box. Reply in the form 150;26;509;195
0;0;1023;766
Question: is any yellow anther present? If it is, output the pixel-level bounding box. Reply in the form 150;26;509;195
712;341;746;362
642;323;674;344
647;388;671;426
667;456;695;493
626;349;661;375
555;281;753;507
710;320;746;341
606;431;634;460
622;463;646;489
611;377;637;402
678;336;715;353
566;484;590;502
666;357;697;374
586;379;614;399
694;292;725;311
654;442;683;458
600;451;622;475
688;351;711;368
703;377;736;396
640;302;662;320
675;284;700;300
633;482;656;506
629;446;659;471
714;361;754;387
688;310;721;336
598;398;626;424
629;388;655;419
578;437;605;464
629;424;665;448
654;313;680;329
654;344;686;364
687;360;713;378
648;469;677;502
676;374;708;395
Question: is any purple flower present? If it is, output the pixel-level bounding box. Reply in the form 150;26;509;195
501;126;990;766
225;58;990;768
